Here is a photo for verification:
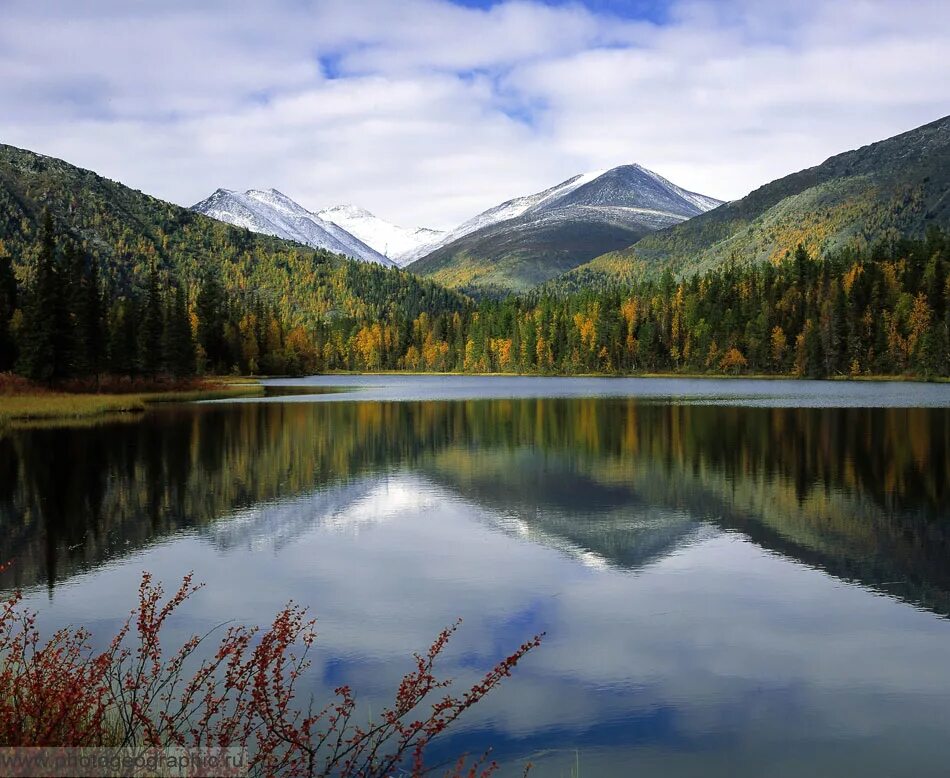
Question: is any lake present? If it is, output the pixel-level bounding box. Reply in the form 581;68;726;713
1;376;949;776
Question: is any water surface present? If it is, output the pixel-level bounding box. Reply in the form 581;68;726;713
1;377;948;776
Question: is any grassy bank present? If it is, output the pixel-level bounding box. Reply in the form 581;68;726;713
0;375;263;426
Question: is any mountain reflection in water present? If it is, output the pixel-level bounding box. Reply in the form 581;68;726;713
1;398;946;615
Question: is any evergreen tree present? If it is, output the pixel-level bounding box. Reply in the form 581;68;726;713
108;297;139;380
138;262;164;376
62;240;88;376
793;244;809;334
21;212;59;383
0;240;16;371
830;281;848;375
82;254;105;383
163;284;195;377
196;271;226;372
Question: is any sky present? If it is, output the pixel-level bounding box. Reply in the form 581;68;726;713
1;0;948;230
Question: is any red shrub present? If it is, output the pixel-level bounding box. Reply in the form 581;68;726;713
0;571;542;777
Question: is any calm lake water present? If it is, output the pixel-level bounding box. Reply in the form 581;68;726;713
1;376;949;776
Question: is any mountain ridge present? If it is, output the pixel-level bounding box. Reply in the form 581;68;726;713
406;164;723;295
557;114;950;290
191;188;395;266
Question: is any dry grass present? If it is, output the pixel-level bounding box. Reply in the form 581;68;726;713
0;373;263;426
0;393;147;423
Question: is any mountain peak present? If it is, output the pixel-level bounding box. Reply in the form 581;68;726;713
407;163;723;294
191;188;394;266
322;204;375;219
198;187;235;202
317;205;445;266
550;164;724;218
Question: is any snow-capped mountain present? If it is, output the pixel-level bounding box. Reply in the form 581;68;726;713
191;189;395;266
407;164;724;294
407;164;723;266
317;204;445;267
422;169;609;253
190;164;721;281
542;164;723;216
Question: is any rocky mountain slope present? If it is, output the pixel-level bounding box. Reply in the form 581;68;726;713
406;164;722;295
192;188;394;266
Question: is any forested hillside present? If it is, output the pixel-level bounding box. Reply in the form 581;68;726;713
336;232;950;378
1;221;947;381
0;144;465;378
559;114;950;290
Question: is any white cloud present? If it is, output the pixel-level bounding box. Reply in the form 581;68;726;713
0;0;947;229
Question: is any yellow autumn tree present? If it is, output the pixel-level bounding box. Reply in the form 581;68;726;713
490;338;514;372
421;334;449;371
404;345;421;371
670;286;685;365
907;292;933;356
719;346;748;374
770;326;788;368
285;326;319;374
353;323;384;370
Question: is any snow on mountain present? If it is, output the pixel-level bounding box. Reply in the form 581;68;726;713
406;165;723;263
476;169;609;226
191;189;395;266
317;204;446;267
658;178;724;213
191;165;722;271
398;171;607;265
554;165;724;216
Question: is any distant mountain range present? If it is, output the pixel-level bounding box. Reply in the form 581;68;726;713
191;188;396;266
406;164;723;294
190;190;446;267
560;114;950;290
188;116;950;297
191;164;723;293
5;114;947;306
316;204;445;267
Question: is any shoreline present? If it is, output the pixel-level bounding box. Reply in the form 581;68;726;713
313;370;947;383
0;379;263;427
2;370;946;426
